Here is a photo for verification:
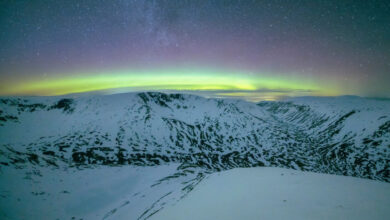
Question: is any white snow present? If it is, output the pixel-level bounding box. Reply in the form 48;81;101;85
1;93;389;219
152;167;390;220
0;164;188;220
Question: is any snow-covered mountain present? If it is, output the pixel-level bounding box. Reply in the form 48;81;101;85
0;92;389;219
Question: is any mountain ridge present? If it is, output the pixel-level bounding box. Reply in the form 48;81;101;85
0;92;389;219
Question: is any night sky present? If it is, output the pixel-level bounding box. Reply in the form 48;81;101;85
1;0;389;101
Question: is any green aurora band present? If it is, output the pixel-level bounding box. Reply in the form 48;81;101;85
0;68;342;101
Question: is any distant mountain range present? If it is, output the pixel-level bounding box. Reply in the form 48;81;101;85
0;92;389;219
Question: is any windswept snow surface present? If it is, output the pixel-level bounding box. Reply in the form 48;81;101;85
152;167;390;220
0;164;195;220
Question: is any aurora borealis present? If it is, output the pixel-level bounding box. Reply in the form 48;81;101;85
0;1;389;101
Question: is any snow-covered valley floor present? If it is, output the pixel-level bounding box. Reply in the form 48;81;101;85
153;167;390;220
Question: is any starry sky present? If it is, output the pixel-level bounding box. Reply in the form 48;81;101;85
0;0;389;101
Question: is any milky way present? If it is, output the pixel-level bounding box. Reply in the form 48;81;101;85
0;0;389;100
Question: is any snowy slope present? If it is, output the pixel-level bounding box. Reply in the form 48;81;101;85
152;167;390;220
0;92;389;219
0;164;182;220
259;96;390;180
